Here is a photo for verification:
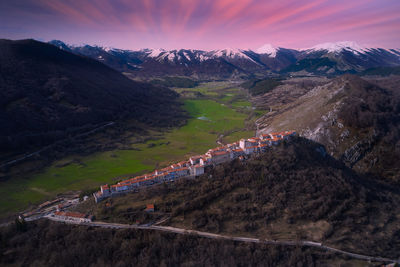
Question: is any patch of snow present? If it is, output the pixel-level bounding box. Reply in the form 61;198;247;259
167;52;175;61
211;48;250;59
256;44;278;57
147;48;166;58
197;54;210;62
183;52;190;61
305;41;369;54
210;48;261;65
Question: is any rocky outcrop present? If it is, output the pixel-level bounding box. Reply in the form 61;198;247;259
340;132;378;167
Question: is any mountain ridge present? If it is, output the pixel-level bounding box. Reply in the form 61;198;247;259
254;74;400;184
48;40;400;78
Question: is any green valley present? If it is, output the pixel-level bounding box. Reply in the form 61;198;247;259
0;81;262;216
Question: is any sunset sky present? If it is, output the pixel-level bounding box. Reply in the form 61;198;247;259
0;0;399;50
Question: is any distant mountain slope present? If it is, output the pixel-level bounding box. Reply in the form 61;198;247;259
49;40;400;78
361;66;400;76
0;39;184;153
297;42;400;75
256;75;400;184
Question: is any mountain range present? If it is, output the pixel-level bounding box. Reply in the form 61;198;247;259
49;40;400;78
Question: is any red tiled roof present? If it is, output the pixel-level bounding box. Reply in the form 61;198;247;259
211;151;229;156
99;131;295;194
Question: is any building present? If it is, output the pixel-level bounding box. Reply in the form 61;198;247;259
53;211;93;223
94;130;296;202
207;150;230;164
189;156;202;165
190;164;204;176
145;204;155;212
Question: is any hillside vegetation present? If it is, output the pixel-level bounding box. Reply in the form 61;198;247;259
75;138;400;259
241;78;282;96
0;81;257;217
256;75;400;184
0;39;184;155
281;57;339;75
361;66;400;76
150;76;199;88
0;219;362;266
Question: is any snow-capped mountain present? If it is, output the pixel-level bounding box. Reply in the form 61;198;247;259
304;41;368;54
210;48;251;59
48;40;400;78
294;41;400;74
256;44;279;57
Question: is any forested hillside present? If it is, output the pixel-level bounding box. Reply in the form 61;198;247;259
0;219;365;266
0;39;185;155
75;138;400;260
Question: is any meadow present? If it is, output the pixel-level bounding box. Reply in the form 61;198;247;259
0;81;261;216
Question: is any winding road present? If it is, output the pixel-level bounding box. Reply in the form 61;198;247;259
46;216;400;265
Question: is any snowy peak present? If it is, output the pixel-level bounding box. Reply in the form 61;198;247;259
211;48;251;59
145;48;167;58
142;49;213;63
256;44;278;57
306;41;368;54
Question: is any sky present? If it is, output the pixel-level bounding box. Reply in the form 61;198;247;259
0;0;399;50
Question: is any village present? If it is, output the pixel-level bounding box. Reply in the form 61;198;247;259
93;130;296;203
21;130;296;224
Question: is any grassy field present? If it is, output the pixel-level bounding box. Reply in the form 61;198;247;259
0;81;260;216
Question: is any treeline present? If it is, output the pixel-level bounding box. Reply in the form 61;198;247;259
361;66;400;76
241;78;282;96
280;57;341;75
338;75;400;181
150;76;199;88
0;219;351;266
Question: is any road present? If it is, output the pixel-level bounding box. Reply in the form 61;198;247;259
45;216;400;264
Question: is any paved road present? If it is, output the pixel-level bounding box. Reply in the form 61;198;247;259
46;216;399;264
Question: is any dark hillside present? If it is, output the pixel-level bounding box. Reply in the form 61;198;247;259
255;75;400;184
361;66;400;76
0;39;184;154
241;78;282;96
336;75;400;182
80;138;400;259
0;219;366;266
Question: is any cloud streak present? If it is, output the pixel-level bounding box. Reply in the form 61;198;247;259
0;0;399;49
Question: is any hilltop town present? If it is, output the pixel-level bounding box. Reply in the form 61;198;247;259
94;130;296;202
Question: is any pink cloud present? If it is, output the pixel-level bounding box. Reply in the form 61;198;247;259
0;0;399;49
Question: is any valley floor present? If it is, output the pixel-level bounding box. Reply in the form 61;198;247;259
0;81;262;218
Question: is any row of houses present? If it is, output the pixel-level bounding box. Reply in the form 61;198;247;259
93;130;296;203
52;211;93;223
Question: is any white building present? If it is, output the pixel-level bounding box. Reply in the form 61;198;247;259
190;156;202;165
207;151;230;164
190;165;204;176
